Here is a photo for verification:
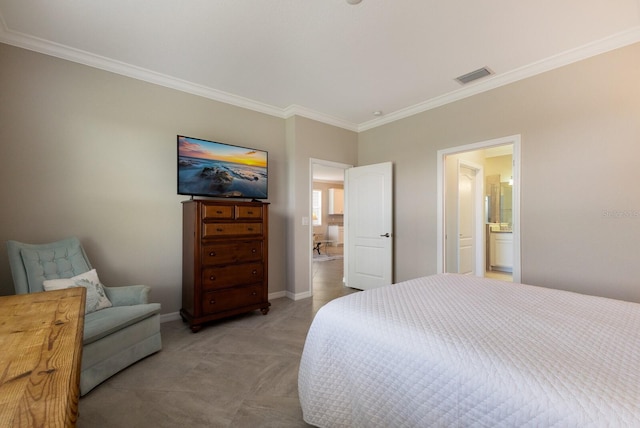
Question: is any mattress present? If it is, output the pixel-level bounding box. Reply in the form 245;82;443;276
298;274;640;427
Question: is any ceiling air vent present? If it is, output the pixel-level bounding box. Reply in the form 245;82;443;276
455;67;493;85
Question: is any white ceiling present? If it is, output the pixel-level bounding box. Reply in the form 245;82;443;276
1;1;640;131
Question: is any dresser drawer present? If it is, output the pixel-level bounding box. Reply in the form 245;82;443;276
202;263;263;289
236;205;263;220
203;222;262;238
202;204;234;220
202;284;263;314
202;241;263;265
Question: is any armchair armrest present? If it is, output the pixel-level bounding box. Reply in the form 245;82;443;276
103;284;150;306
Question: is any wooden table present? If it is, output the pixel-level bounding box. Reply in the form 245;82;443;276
0;288;86;427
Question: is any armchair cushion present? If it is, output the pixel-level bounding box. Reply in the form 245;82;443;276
83;303;161;345
43;269;113;314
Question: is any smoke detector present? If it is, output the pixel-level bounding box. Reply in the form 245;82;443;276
346;0;362;4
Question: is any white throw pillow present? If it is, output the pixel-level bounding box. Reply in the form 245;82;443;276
43;269;112;314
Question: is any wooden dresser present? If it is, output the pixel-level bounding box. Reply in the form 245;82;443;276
0;288;85;427
181;199;270;332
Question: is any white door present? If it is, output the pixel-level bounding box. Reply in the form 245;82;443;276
345;162;393;290
458;165;476;275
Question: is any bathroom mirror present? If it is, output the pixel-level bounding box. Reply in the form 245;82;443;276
486;181;512;226
499;183;513;226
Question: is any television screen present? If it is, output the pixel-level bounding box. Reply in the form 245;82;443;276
177;135;268;199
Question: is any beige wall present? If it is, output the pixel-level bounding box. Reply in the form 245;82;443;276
0;44;270;312
358;42;640;303
286;117;357;298
485;155;512;184
0;42;358;312
3;40;639;308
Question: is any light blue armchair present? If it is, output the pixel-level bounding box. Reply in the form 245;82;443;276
6;237;162;396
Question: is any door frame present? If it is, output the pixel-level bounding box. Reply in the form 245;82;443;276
308;158;352;297
437;135;521;282
456;160;484;275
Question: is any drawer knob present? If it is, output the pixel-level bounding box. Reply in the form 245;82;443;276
209;251;216;257
247;227;254;231
209;299;216;305
251;291;257;296
216;210;223;214
216;228;223;232
210;275;216;281
247;211;253;215
251;248;257;253
252;269;258;275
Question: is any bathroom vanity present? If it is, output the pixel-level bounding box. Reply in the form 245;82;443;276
489;226;513;272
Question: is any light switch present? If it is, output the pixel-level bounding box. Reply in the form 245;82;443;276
302;216;309;226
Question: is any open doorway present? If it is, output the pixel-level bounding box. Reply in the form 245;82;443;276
437;135;521;283
310;159;355;306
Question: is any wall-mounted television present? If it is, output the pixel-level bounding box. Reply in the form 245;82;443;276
177;135;268;199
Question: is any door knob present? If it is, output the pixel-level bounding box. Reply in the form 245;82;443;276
380;233;390;237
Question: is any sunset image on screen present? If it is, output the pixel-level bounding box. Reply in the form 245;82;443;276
178;136;267;198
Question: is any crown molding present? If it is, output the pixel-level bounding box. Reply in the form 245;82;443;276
283;105;359;132
0;21;286;119
358;25;640;132
0;20;361;131
2;14;639;134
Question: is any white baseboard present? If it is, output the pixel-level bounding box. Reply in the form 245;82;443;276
160;312;181;323
288;290;311;300
268;290;287;300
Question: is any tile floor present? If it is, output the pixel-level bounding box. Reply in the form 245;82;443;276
78;257;357;428
311;246;358;312
77;253;516;427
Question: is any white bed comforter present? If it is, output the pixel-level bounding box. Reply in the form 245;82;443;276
298;274;640;427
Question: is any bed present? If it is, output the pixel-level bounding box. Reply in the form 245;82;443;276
298;274;640;427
